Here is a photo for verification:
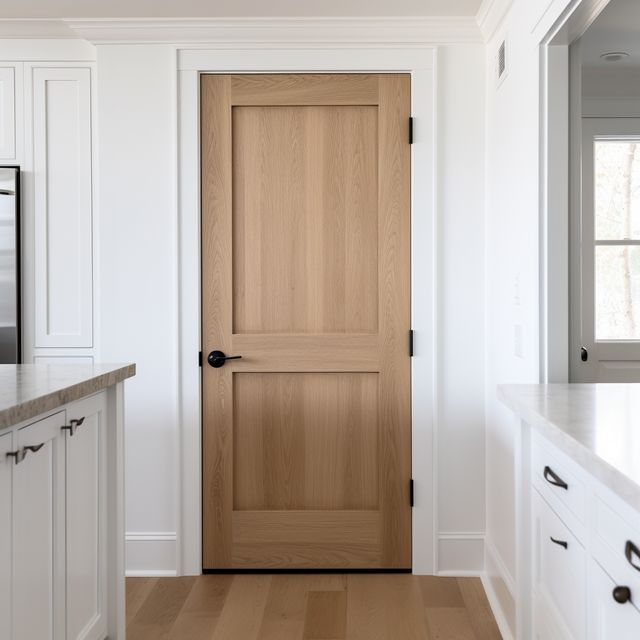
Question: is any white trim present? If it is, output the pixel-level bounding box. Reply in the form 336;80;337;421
178;46;438;576
126;532;177;542
484;537;516;595
438;531;485;540
481;573;515;640
65;17;481;45
438;570;484;577
476;0;513;42
0;39;95;61
125;570;178;578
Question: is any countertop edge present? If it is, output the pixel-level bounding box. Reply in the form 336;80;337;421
0;364;136;430
498;385;640;514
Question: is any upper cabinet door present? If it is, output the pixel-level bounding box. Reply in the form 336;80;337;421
13;411;66;640
32;67;93;348
65;392;107;640
0;67;16;159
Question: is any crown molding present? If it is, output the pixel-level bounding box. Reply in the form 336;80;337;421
0;19;78;39
62;16;482;45
476;0;513;42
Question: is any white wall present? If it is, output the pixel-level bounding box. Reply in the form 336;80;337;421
437;44;486;573
482;0;598;636
96;45;180;575
3;30;486;575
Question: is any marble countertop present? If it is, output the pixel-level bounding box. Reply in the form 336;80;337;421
0;363;136;430
499;383;640;512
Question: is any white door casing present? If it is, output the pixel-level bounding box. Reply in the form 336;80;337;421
177;47;437;576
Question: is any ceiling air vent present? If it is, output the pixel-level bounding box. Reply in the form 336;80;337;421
497;40;507;80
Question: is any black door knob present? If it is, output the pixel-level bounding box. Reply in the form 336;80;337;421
207;350;242;368
613;586;631;604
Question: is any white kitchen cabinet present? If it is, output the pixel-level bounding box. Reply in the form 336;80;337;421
32;66;93;349
0;430;13;640
0;66;16;158
590;560;640;639
532;489;586;639
13;411;66;640
65;393;108;640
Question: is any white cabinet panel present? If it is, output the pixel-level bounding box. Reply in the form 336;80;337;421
33;67;93;348
591;560;640;640
0;431;12;640
0;67;15;159
65;393;107;640
13;411;66;640
533;489;587;639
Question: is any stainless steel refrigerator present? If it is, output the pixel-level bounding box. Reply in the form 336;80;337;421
0;166;20;363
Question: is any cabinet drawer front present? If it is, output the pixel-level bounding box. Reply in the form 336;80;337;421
591;560;640;639
595;497;640;595
532;438;586;525
533;489;587;639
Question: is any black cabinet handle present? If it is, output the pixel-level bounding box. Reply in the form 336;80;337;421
207;350;242;368
543;466;568;490
62;417;85;437
550;536;568;549
625;540;640;572
613;586;632;604
6;443;45;465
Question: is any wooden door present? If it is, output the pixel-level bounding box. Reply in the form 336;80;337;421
201;74;411;569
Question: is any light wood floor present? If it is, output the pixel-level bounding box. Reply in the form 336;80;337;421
126;574;502;640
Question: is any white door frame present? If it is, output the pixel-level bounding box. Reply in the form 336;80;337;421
539;0;614;384
176;47;438;576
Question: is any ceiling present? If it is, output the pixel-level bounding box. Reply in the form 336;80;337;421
0;0;483;19
582;0;640;70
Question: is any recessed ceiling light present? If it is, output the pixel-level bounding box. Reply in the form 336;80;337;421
600;51;630;62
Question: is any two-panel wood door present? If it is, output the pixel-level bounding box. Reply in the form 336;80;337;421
201;74;411;569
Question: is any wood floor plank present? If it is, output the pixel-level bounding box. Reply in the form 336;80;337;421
126;577;159;627
127;577;197;640
418;576;464;608
303;591;347;639
211;575;272;640
167;574;234;640
258;574;347;640
457;578;502;640
345;574;431;640
425;607;477;640
126;574;501;640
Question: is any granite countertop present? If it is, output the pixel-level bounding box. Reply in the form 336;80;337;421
0;363;136;430
499;383;640;512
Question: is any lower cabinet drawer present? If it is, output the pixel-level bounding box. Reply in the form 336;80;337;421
594;496;640;596
590;560;640;640
533;489;587;640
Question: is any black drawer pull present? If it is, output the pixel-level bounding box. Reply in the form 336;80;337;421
543;466;568;490
550;536;568;549
613;586;632;604
625;540;640;572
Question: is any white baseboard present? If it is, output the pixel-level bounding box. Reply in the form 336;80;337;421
437;532;484;574
126;569;178;577
483;538;516;640
126;531;178;576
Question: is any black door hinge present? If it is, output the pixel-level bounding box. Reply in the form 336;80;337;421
409;479;414;507
409;117;414;144
409;329;414;357
198;351;203;367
